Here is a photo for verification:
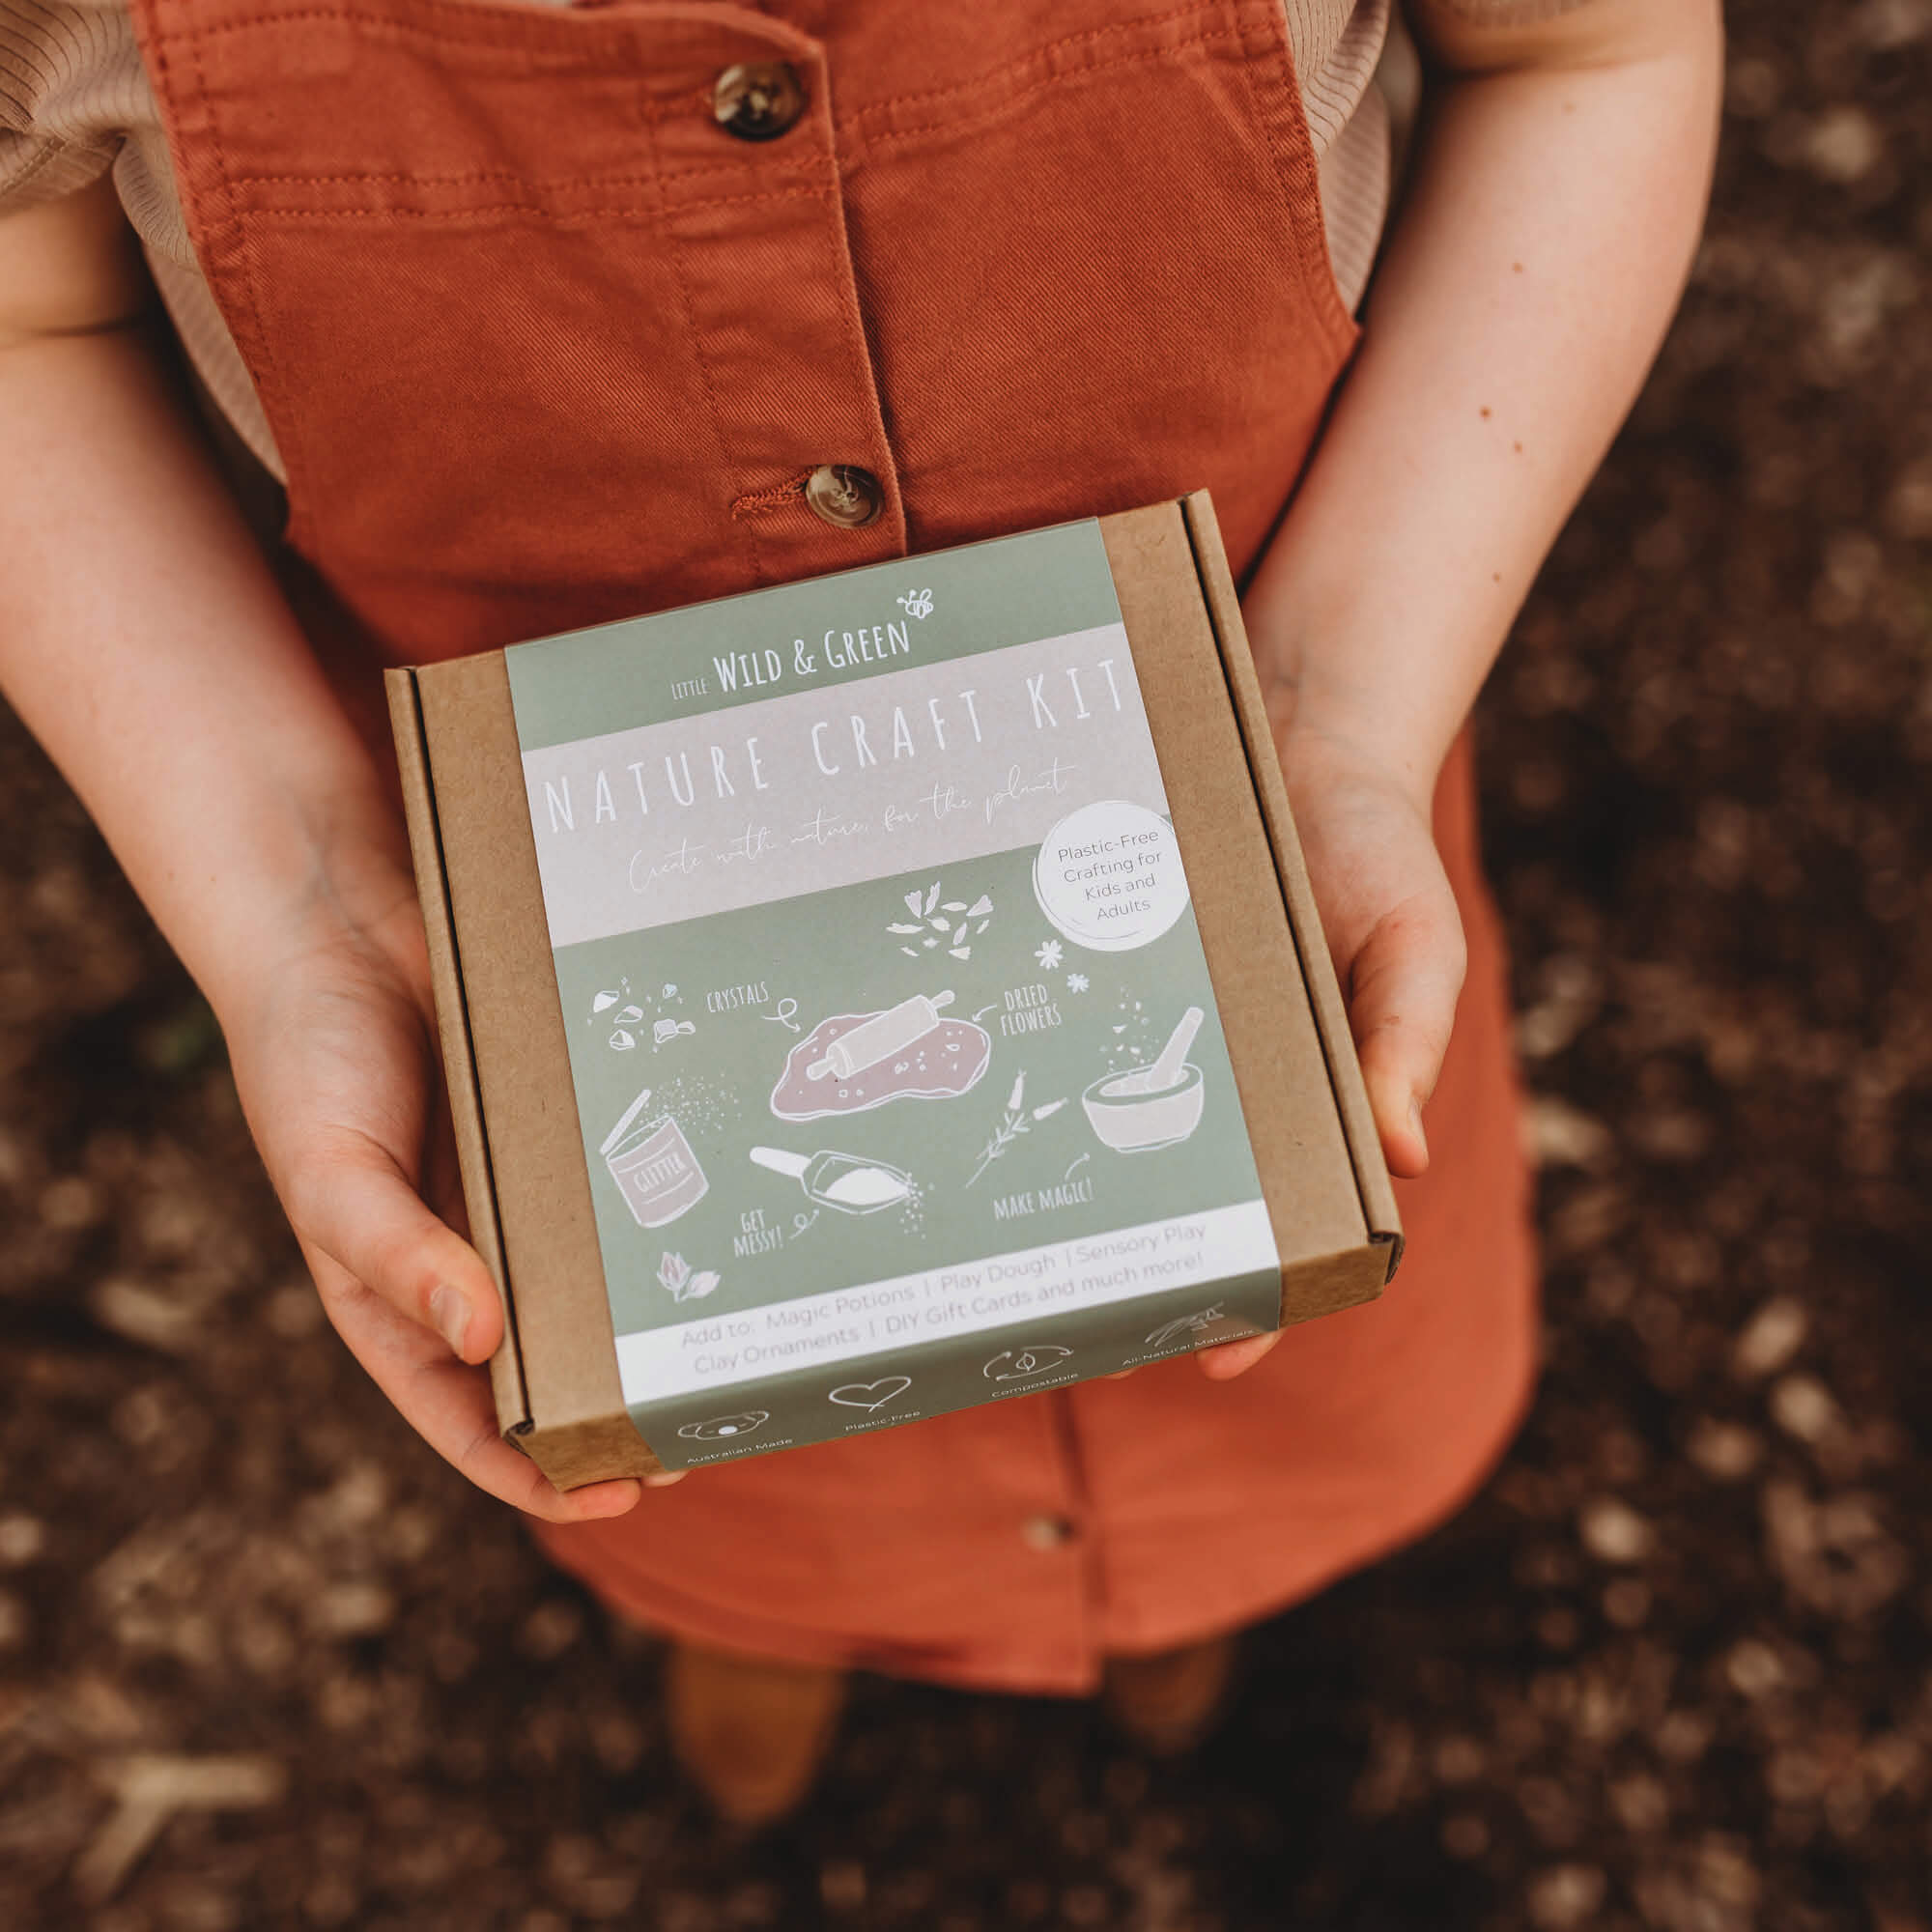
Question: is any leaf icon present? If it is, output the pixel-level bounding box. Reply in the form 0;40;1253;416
687;1270;721;1300
923;881;941;916
930;916;951;932
948;946;971;960
888;923;923;935
904;890;924;916
966;895;993;918
942;902;967;913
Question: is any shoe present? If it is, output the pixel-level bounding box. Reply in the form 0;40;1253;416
1101;1633;1238;1755
664;1640;848;1826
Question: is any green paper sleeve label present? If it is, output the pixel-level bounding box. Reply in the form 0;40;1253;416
505;519;1281;1469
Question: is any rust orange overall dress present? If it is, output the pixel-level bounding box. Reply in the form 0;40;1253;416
129;0;1539;1692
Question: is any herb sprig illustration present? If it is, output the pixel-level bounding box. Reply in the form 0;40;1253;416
966;1070;1066;1186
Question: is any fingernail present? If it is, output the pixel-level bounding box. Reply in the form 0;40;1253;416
570;1481;642;1519
644;1470;686;1488
429;1283;470;1357
1407;1096;1428;1158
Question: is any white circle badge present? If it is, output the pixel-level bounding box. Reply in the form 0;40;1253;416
1032;800;1190;952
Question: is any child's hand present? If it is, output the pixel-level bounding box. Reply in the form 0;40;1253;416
1193;722;1462;1384
214;826;654;1520
1264;723;1463;1184
0;196;656;1517
1196;0;1723;1379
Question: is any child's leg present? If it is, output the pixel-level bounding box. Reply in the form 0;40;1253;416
664;1641;849;1828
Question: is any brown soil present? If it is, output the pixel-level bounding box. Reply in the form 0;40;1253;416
3;4;1929;1926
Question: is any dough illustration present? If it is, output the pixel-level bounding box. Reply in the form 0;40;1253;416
770;1007;991;1121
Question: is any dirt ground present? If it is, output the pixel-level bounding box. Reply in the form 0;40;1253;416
3;4;1930;1927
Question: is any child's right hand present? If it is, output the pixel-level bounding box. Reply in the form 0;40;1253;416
213;811;654;1520
0;185;652;1520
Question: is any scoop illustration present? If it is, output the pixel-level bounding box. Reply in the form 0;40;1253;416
807;990;954;1081
1083;1006;1208;1153
750;1145;913;1215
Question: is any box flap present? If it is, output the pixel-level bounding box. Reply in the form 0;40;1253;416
384;668;531;1426
407;655;661;1481
1177;491;1405;1280
1100;500;1382;1318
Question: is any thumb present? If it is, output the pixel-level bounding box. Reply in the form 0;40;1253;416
283;1130;506;1363
1345;886;1466;1180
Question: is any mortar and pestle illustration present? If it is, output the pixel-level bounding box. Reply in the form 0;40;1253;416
1082;1006;1207;1153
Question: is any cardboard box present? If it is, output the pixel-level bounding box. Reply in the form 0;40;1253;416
386;491;1400;1486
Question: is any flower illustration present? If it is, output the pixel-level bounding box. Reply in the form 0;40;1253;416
1065;972;1089;993
1034;939;1065;970
657;1251;721;1303
890;884;991;960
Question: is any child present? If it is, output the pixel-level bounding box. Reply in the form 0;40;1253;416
0;0;1720;1823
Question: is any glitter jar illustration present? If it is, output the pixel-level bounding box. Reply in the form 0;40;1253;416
600;1088;709;1228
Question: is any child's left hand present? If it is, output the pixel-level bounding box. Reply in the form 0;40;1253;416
1192;720;1463;1383
1195;0;1725;1378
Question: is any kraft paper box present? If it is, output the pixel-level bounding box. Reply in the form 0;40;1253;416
385;492;1401;1487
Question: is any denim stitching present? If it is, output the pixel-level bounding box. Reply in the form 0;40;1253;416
843;0;1230;126
173;4;315;554
641;77;766;583
852;31;1243;156
240;185;835;220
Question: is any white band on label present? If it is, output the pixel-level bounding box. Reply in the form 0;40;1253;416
614;1199;1278;1405
1033;799;1190;952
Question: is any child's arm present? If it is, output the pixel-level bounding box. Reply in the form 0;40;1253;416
0;177;642;1516
1204;0;1721;1377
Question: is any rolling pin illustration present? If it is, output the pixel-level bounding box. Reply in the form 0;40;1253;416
806;990;955;1082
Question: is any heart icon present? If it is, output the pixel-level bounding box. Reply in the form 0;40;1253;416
828;1376;912;1411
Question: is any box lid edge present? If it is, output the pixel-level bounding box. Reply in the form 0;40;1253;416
386;665;536;1429
1175;491;1406;1281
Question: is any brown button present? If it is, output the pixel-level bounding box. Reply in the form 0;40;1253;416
712;62;807;142
804;465;884;529
1021;1515;1074;1552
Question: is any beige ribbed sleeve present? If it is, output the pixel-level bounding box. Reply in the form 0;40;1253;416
3;0;284;472
1;0;1597;484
